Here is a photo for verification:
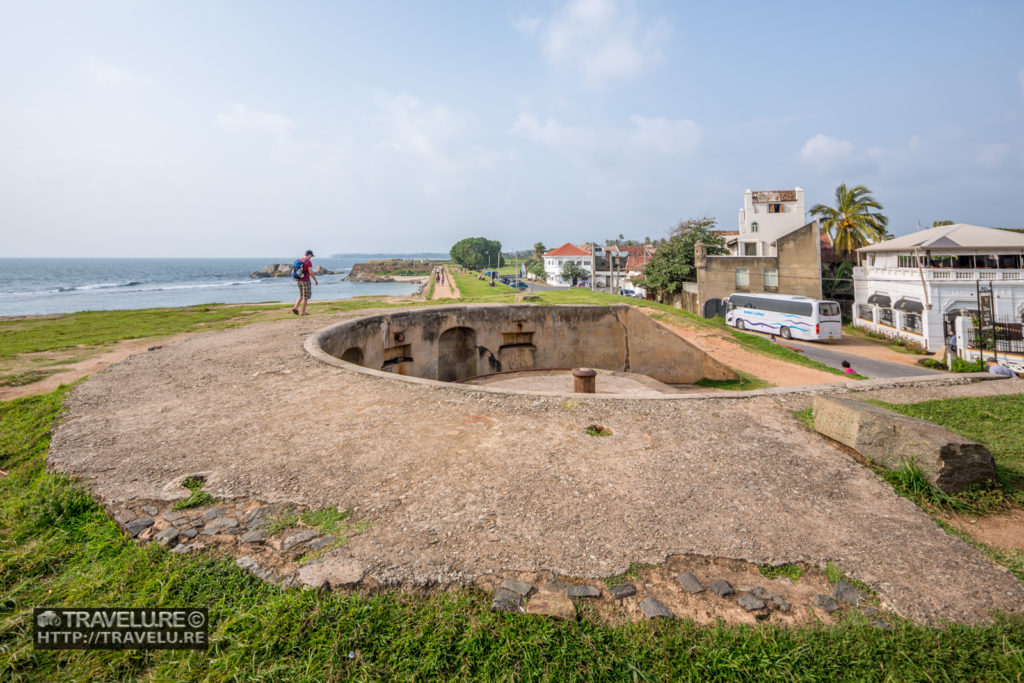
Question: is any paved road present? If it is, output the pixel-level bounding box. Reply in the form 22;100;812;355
782;337;941;379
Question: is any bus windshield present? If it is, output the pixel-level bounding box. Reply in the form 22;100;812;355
818;302;841;317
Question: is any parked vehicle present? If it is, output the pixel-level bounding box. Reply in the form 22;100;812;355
725;293;842;341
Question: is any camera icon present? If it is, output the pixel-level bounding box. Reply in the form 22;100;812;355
36;610;61;627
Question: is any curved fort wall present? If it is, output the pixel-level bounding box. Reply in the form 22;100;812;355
310;304;737;385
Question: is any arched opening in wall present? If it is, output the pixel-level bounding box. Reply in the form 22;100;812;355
340;347;364;366
704;298;726;319
438;326;477;381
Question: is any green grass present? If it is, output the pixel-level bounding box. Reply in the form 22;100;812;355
3;392;1024;678
793;407;815;429
758;564;804;582
603;562;658;588
843;325;929;355
172;476;218;510
0;369;59;387
450;271;520;300
880;395;1024;492
695;371;774;391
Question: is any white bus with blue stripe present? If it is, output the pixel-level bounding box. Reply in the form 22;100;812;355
725;293;842;341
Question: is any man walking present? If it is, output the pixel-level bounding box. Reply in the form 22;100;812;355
291;250;318;316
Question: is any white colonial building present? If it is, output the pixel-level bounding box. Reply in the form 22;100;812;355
732;188;806;257
542;243;592;286
853;224;1024;352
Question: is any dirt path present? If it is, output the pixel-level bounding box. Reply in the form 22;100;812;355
47;308;1024;625
431;266;460;299
651;316;846;387
0;335;193;402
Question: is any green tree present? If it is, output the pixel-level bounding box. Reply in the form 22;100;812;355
527;260;547;280
810;184;889;257
933;220;955;227
449;237;503;270
560;260;586;286
635;217;728;294
533;242;547;259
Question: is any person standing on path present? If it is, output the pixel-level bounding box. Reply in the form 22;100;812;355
291;250;318;316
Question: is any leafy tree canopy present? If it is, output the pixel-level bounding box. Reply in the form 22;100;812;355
560;260;587;286
527;260;546;279
636;217;728;294
449;237;503;270
933;220;955;227
810;184;889;257
533;242;547;259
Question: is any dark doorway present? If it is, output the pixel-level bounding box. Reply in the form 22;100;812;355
438;327;478;381
340;347;364;366
704;298;726;318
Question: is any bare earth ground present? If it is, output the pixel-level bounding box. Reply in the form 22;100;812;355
0;336;192;402
430;266;459;299
47;306;1024;625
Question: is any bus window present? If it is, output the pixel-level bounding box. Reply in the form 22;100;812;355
818;302;841;317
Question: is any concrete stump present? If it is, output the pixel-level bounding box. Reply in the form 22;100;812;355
572;368;597;393
812;395;997;493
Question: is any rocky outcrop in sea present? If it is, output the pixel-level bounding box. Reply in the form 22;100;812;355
249;264;336;278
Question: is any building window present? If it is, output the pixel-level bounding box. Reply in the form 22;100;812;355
764;268;779;288
878;307;894;327
901;312;922;334
857;304;874;321
750;222;759;233
735;269;749;287
743;243;757;256
768;203;783;213
898;255;916;268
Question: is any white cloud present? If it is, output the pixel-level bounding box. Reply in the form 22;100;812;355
366;91;505;195
976;143;1009;169
510;112;699;169
87;62;150;89
217;104;293;137
798;134;857;169
513;15;542;35
537;0;668;88
628;115;700;156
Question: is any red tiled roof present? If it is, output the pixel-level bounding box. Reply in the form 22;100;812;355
619;244;655;270
545;242;591;257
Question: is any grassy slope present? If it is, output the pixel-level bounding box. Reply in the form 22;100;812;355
2;390;1023;680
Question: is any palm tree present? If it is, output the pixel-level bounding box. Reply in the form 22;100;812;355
810;183;889;258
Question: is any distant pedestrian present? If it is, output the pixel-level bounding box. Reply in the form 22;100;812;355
769;333;776;343
987;358;1016;378
841;360;856;375
291;250;318;316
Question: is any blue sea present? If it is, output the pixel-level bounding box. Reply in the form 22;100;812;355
0;254;448;317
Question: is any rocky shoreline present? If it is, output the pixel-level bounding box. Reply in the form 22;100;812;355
249;263;338;278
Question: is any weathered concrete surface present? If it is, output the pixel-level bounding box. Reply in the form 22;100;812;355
47;307;1024;625
813;395;998;493
312;304;737;385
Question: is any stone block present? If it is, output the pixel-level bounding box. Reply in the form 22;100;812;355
813;395;997;493
525;593;577;620
639;597;673;619
297;558;364;590
609;584;636;600
566;585;601;598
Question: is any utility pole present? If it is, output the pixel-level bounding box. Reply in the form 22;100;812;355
590;243;595;292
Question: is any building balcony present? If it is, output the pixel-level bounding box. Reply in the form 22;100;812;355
854;266;1024;282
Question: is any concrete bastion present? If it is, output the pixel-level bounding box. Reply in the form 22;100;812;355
304;303;738;389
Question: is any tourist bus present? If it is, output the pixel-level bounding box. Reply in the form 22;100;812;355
724;293;842;341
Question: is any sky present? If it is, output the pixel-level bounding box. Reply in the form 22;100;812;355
2;0;1023;257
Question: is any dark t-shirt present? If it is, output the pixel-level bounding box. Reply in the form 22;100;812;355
298;258;312;282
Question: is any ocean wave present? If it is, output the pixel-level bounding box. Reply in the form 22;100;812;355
134;281;253;292
55;281;143;292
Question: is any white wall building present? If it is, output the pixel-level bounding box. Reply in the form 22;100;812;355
734;188;806;257
853;224;1024;352
542;243;592;286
